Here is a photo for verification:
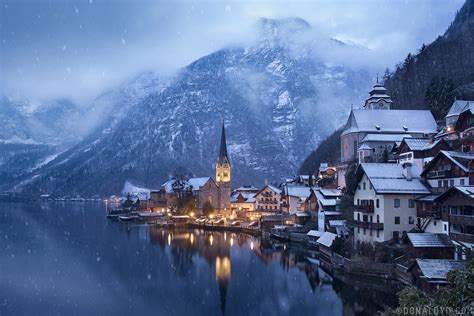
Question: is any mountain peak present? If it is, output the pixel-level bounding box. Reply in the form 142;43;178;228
256;17;311;42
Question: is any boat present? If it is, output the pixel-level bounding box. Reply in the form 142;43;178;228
138;212;165;219
119;214;139;221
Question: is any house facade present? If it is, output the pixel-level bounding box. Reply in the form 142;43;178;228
255;185;282;212
350;163;430;243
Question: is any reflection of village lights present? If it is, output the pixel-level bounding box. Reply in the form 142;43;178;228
250;241;254;250
215;256;231;282
230;237;234;247
210;235;213;245
190;233;194;245
168;233;172;246
283;244;286;250
224;232;227;241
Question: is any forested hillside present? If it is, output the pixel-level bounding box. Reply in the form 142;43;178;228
384;0;474;120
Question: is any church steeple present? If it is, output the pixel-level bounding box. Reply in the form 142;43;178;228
216;121;231;214
218;121;230;166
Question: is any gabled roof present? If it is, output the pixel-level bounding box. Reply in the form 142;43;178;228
416;259;465;280
401;138;439;151
342;109;437;136
407;233;453;248
187;177;213;190
421;150;474;176
307;230;323;237
434;185;474;202
362;133;410;143
319;189;342;198
230;192;256;203
255;184;282;196
446;100;474;118
285;186;315;199
353;163;430;195
316;232;337;247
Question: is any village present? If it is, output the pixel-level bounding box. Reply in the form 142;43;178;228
107;82;474;297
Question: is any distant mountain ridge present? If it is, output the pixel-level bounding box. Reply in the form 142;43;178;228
4;18;373;196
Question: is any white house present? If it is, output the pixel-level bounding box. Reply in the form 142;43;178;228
350;163;431;243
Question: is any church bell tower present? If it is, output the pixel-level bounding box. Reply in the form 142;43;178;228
216;122;231;215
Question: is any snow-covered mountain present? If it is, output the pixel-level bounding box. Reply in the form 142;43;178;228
7;18;372;196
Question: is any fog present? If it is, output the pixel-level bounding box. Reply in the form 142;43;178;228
0;0;464;104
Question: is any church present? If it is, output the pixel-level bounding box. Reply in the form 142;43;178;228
215;122;231;215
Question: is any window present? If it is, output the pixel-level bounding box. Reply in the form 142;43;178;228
460;179;465;185
434;220;437;226
449;180;454;187
357;213;360;221
369;183;372;190
408;199;414;208
444;224;447;232
369;229;373;236
357;227;360;233
363;228;366;235
443;180;448;188
376;230;379;238
376;215;380;223
394;216;400;225
376;199;379;208
363;215;368;222
409;216;414;224
393;231;399;240
363;182;366;190
394;199;400;208
370;216;373;223
438;180;442;187
357;199;360;205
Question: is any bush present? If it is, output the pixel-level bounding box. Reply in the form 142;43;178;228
202;200;214;217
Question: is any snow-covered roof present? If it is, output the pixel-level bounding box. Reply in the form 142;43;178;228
230;192;256;203
360;163;430;195
407;233;453;248
358;143;372;150
434;185;474;202
187;177;211;190
267;185;282;194
415;194;439;202
319;189;341;197
446;100;474;117
416;259;465;280
161;179;177;193
314;190;337;207
307;230;323;237
441;151;474;172
329;220;346;227
342;109;437;136
362;133;410;143
402;138;438;151
235;186;259;192
295;211;311;217
285;186;314;198
316;232;337;247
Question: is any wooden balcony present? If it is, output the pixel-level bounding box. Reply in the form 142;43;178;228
428;170;452;179
449;214;474;226
450;232;474;244
417;209;441;219
354;204;374;213
348;219;384;230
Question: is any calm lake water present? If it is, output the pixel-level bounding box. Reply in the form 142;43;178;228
0;202;397;315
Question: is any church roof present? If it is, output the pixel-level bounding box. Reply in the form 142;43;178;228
342;109;437;136
217;122;230;166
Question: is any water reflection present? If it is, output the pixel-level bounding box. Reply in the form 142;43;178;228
0;203;397;316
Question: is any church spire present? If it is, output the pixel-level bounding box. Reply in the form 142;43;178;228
218;121;230;166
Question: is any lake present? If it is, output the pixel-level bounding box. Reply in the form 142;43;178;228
0;202;397;315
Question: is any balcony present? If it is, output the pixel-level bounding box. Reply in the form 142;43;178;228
449;214;474;226
417;209;441;219
348;219;384;230
428;169;452;179
450;232;474;244
354;204;374;213
461;132;474;142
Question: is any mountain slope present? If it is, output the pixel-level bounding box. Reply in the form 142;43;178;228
11;18;372;196
384;0;474;113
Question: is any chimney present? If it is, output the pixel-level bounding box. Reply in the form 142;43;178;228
403;163;412;181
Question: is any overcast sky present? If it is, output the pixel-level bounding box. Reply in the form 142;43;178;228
0;0;465;103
